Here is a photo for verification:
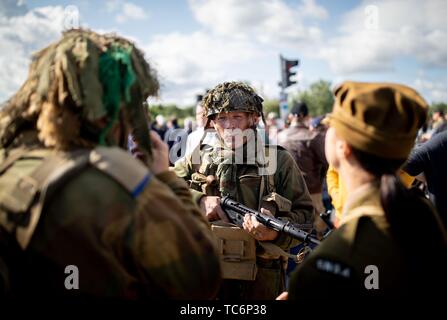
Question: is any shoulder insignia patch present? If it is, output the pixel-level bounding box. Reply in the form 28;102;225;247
315;258;352;278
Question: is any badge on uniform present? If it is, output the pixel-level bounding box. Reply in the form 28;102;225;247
315;258;352;278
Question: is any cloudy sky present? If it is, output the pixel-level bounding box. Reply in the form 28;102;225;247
1;0;446;107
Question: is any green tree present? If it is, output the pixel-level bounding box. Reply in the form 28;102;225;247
291;80;334;116
148;103;194;125
263;99;280;116
430;102;447;115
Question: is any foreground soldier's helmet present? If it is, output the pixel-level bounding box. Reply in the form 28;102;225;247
0;29;158;160
202;81;264;118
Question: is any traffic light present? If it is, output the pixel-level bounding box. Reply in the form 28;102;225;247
279;55;299;89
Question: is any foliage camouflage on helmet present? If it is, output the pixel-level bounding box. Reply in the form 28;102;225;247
0;29;158;158
202;81;264;118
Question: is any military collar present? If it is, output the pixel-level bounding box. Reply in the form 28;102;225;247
210;132;266;165
340;180;384;226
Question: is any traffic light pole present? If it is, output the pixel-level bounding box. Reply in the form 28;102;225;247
279;89;288;121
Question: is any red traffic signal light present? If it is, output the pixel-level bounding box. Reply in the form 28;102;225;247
280;55;299;89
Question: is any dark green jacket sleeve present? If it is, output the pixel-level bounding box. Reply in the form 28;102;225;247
173;155;206;204
272;149;314;250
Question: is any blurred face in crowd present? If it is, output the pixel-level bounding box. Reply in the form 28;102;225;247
211;111;259;149
196;104;206;128
432;111;442;122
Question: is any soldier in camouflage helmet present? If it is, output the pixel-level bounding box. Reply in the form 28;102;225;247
0;29;221;299
174;81;314;300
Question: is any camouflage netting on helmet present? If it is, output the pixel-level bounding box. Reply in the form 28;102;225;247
202;82;264;118
0;29;159;153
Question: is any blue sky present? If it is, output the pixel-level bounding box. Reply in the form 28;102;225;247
1;0;446;107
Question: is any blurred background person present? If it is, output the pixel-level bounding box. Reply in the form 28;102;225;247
151;114;167;140
404;131;447;227
278;102;328;239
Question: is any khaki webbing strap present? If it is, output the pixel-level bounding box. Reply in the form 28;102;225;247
257;175;265;211
15;150;90;249
0;149;56;215
268;174;275;193
0;148;29;175
259;242;299;262
89;147;150;196
2;147;150;250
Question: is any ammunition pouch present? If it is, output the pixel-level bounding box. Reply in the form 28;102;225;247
257;192;293;260
211;222;257;281
261;192;292;215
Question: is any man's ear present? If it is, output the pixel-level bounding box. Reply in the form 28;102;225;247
210;119;217;130
336;139;352;161
248;113;260;126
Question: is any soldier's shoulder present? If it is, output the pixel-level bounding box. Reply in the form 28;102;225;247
23;147;149;199
291;214;400;294
315;214;392;264
295;223;361;282
85;147;151;197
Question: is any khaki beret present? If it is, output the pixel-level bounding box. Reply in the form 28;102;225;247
327;81;428;159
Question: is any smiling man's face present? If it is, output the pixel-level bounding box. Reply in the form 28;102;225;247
211;111;259;149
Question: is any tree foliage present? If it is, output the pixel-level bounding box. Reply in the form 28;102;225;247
430;102;447;115
290;80;334;116
148;104;195;122
263;99;280;116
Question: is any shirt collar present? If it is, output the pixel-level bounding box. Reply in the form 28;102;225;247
340;180;384;226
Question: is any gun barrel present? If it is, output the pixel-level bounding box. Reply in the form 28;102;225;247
283;224;321;246
221;196;320;245
320;210;334;230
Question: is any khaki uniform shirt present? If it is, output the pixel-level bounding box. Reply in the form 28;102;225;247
289;181;446;298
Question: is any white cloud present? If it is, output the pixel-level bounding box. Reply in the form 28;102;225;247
0;4;65;103
414;78;447;103
115;2;148;23
106;0;121;13
188;0;326;45
319;0;447;74
144;31;262;105
299;0;328;20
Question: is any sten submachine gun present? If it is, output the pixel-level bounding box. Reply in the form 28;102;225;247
221;196;321;246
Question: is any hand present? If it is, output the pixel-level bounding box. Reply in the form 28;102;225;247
199;196;229;222
276;291;288;300
242;208;278;241
149;130;169;174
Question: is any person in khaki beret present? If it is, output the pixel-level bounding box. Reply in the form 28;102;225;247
284;81;447;299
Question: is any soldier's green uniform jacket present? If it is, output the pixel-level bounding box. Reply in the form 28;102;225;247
0;142;221;299
288;181;447;298
174;140;314;299
0;29;222;299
